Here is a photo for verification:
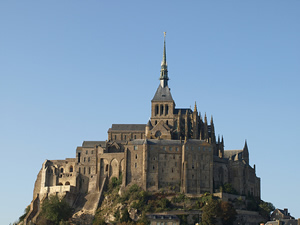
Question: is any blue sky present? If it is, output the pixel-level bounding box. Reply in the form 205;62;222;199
1;1;299;224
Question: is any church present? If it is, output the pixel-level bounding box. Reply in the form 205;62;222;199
25;34;260;224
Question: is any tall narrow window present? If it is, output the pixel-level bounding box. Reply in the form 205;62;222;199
78;152;81;163
160;105;164;115
155;105;159;115
165;104;169;115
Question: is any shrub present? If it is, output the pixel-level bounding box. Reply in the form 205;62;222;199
40;195;73;224
19;205;30;222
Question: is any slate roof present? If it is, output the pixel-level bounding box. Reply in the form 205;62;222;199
108;124;146;132
174;108;193;114
146;139;182;145
82;141;106;148
224;150;243;159
129;139;148;145
152;85;174;102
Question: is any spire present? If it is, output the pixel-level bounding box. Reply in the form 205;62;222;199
160;32;169;88
243;139;248;151
162;32;167;66
194;101;197;112
243;139;249;164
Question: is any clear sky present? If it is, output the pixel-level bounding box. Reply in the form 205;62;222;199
1;1;299;224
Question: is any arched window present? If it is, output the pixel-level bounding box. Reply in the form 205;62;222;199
65;181;70;185
89;167;91;174
58;182;63;186
105;164;108;172
155;105;159;115
69;166;73;173
160;105;164;115
60;168;64;173
165;104;169;115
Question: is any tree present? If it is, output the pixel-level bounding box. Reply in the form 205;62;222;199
201;199;220;225
40;195;73;224
220;201;237;225
220;183;238;195
259;200;275;220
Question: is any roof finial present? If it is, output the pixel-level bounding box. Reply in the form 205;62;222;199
163;32;167;65
160;32;169;88
194;101;197;112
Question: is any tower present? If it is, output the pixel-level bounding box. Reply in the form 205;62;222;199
150;32;175;132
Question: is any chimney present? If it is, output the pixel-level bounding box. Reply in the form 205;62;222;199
284;208;288;216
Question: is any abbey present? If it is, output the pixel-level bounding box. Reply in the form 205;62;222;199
25;35;260;224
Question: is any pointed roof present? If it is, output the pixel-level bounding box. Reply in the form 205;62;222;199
194;101;197;112
159;32;169;88
243;140;248;151
152;85;174;102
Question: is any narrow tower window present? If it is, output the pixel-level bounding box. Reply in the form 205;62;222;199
165;105;169;115
155;105;159;115
78;152;81;163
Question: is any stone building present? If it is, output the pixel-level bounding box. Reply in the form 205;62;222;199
24;34;260;224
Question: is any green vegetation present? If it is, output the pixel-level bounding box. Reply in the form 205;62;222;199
94;177;276;225
259;200;275;220
18;205;30;223
38;195;73;225
200;199;236;225
220;183;238;195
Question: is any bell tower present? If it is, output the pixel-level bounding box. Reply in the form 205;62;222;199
151;32;175;128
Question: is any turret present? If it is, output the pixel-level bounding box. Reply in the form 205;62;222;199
210;116;216;144
192;102;199;139
145;120;152;138
242;140;249;164
204;113;208;141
